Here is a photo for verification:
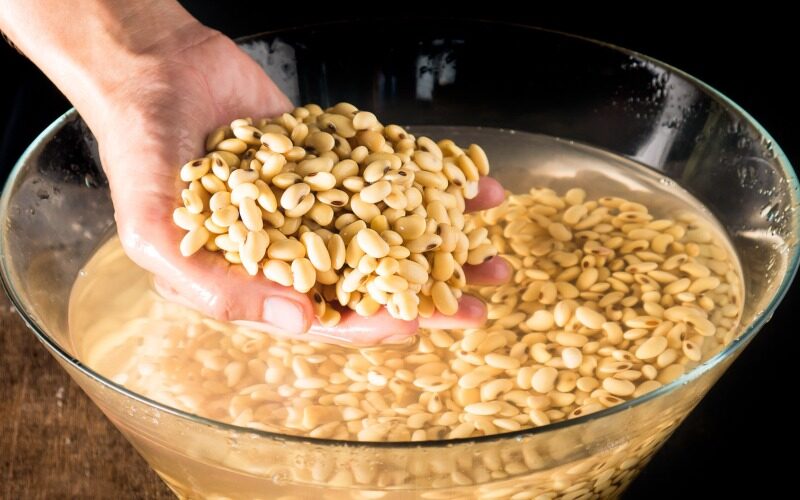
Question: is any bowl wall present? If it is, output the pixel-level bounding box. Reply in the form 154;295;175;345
2;21;797;499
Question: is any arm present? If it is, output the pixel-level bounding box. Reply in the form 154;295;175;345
1;0;319;332
0;1;200;130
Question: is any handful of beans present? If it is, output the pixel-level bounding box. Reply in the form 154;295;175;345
173;103;496;326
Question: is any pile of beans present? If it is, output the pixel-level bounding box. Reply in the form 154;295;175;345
173;103;495;325
116;187;742;442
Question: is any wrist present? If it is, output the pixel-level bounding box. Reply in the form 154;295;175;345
80;19;215;128
0;1;211;128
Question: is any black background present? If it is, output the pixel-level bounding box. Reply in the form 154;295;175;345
1;4;796;498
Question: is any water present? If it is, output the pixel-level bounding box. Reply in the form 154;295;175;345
66;128;744;498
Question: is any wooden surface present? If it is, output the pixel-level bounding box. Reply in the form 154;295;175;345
0;293;172;500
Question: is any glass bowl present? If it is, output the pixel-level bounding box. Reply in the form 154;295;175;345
1;21;797;500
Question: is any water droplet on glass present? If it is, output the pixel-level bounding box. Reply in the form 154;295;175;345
760;202;781;223
84;172;99;188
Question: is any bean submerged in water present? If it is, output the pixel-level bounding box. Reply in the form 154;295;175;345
148;186;745;441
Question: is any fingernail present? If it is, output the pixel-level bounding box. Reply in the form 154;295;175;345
263;297;308;335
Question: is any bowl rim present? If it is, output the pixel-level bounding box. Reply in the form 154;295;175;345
2;20;798;449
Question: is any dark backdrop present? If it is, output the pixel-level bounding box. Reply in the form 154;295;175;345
1;4;796;498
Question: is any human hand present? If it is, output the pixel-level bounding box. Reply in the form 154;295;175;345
98;27;510;344
1;6;509;344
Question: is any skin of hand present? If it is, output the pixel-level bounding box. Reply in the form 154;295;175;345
0;1;510;345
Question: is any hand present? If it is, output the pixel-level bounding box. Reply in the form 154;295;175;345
19;17;509;344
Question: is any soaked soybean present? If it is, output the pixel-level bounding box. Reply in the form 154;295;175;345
70;130;743;450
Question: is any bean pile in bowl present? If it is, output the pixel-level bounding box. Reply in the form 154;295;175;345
67;103;743;498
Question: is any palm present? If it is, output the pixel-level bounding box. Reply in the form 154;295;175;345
94;31;509;345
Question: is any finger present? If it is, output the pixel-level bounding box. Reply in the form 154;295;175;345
123;213;314;334
308;308;419;346
464;256;512;285
152;276;197;309
156;259;418;346
418;294;487;329
465;177;506;212
158;253;314;334
233;308;418;347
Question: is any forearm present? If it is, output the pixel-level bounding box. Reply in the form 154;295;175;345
0;0;203;127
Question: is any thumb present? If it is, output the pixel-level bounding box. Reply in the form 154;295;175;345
120;208;314;335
